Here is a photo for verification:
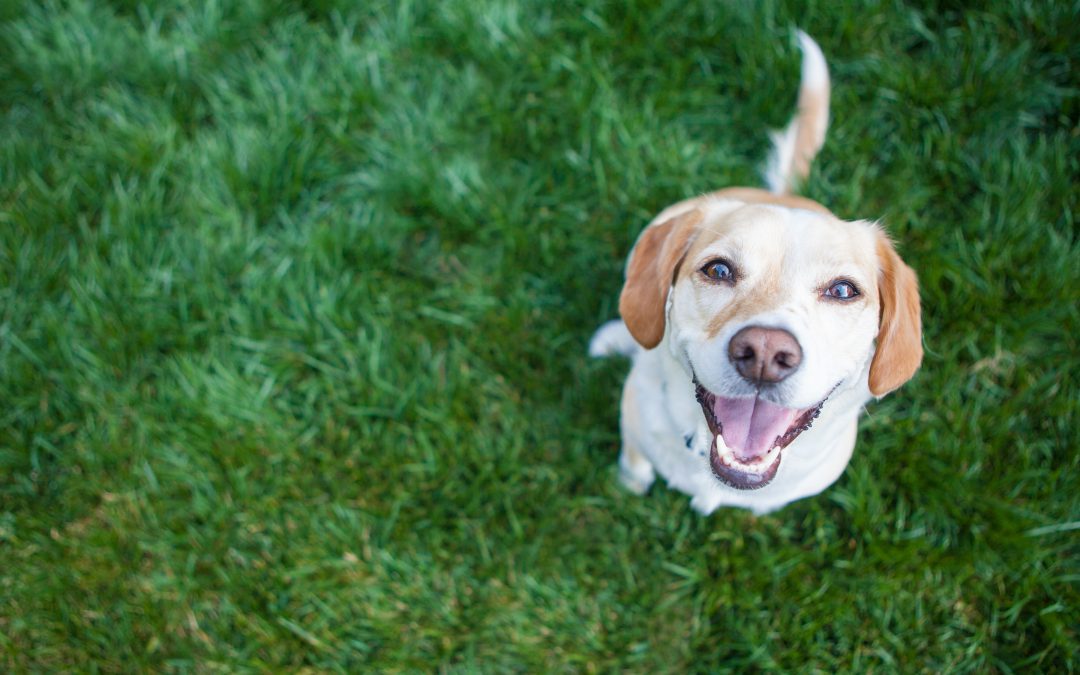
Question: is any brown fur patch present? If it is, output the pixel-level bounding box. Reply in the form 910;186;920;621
869;236;923;395
619;209;703;348
791;87;828;184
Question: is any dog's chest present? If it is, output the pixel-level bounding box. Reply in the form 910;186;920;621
631;352;714;489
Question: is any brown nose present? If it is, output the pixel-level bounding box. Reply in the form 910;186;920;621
728;326;803;384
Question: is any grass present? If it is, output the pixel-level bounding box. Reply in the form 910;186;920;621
0;0;1076;670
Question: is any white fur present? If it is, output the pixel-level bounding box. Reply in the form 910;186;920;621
588;319;639;358
797;30;829;92
764;124;799;195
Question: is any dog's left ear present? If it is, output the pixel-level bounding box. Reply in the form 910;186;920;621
869;234;923;396
619;209;702;349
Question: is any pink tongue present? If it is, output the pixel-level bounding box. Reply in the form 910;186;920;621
713;396;800;462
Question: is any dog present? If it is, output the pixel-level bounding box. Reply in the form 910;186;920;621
589;32;922;515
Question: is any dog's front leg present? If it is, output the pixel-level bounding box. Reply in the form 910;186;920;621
617;438;655;495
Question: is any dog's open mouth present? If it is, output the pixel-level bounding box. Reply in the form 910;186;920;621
694;382;826;490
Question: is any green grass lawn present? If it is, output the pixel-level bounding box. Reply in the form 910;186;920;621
1;0;1077;670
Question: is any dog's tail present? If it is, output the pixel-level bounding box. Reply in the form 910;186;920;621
763;31;831;195
589;319;640;359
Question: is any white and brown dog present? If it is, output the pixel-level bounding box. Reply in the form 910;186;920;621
590;32;923;515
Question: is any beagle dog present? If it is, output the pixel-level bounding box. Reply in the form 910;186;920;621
590;33;922;515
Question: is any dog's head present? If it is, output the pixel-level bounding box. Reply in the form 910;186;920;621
619;196;922;489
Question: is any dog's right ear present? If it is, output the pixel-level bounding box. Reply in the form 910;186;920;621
619;209;702;349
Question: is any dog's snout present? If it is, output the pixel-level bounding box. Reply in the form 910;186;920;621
728;326;803;384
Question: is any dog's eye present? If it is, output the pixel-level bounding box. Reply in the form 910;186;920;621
824;279;859;300
701;259;735;283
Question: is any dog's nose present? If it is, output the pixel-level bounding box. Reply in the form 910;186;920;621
728;326;803;384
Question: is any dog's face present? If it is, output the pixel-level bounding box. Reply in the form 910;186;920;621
620;198;922;490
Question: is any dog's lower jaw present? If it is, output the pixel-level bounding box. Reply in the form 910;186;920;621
709;437;782;489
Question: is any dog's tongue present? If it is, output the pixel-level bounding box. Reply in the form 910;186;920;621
714;396;801;462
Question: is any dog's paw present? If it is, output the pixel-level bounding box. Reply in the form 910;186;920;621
618;466;654;496
617;446;655;496
690;494;720;515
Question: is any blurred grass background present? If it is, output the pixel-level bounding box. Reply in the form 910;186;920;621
0;0;1076;670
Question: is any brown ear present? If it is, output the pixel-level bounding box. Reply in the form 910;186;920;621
869;235;923;396
618;209;702;349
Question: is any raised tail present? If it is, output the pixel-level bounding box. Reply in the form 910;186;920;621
763;31;831;195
